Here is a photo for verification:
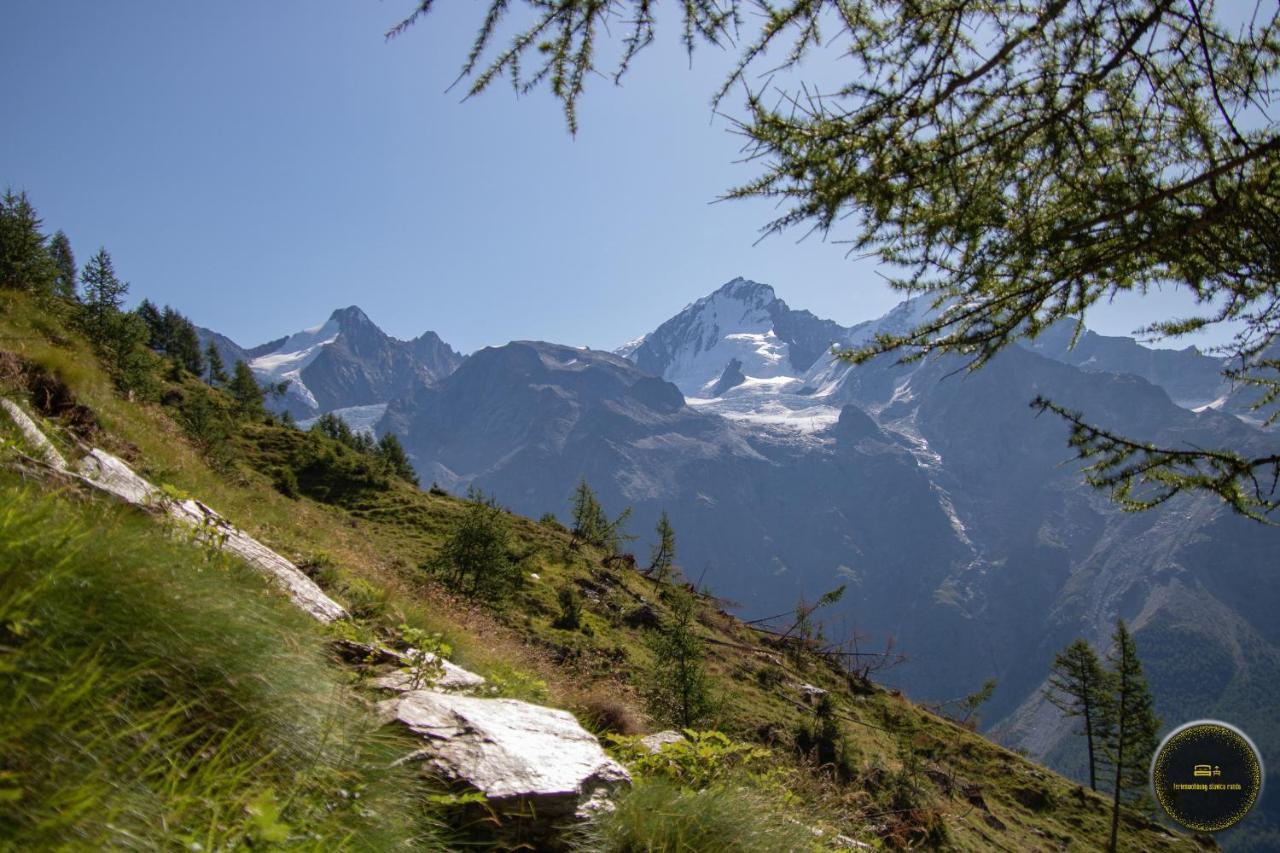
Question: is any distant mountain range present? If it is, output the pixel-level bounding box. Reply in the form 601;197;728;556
201;278;1279;843
198;306;461;424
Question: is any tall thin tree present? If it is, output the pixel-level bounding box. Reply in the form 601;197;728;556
1104;620;1161;852
229;360;266;420
79;249;129;342
1045;638;1114;792
47;230;76;299
647;510;676;581
647;587;713;728
0;189;56;294
205;341;228;386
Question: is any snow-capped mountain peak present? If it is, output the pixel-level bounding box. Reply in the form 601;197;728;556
622;277;845;398
216;306;462;419
249;315;344;409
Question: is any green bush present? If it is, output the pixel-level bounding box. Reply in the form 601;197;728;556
431;488;522;601
552;584;585;631
337;575;390;624
0;478;441;848
579;779;815;852
608;730;772;790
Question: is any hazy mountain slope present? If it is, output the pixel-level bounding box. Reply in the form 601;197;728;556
1024;320;1229;408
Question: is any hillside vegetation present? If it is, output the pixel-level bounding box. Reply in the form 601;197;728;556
0;289;1213;851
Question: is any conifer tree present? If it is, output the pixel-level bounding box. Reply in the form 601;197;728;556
74;249;152;391
436;487;519;600
155;307;204;376
796;692;853;780
1103;620;1161;852
647;510;676;581
0;189;56;294
1045;638;1114;792
172;315;204;376
205;341;228;386
136;299;164;347
570;478;605;547
48;230;76;299
647;587;713;728
377;432;418;485
79;249;129;343
229;360;266;420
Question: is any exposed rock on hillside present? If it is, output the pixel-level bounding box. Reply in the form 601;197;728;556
0;399;348;623
380;690;631;820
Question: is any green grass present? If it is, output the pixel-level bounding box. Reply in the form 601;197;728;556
578;779;817;852
0;476;442;850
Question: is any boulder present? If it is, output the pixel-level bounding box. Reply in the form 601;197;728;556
1;398;67;469
380;691;630;820
639;730;685;754
795;682;828;702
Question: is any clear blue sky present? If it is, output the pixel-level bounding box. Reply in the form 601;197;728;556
2;1;1226;354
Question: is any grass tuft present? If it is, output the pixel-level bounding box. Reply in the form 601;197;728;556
0;476;440;849
578;779;816;852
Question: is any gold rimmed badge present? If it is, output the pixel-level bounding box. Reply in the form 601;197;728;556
1150;720;1264;833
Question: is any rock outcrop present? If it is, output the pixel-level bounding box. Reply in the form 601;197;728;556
380;690;631;820
73;448;348;623
639;730;684;754
0;399;347;623
0;398;66;470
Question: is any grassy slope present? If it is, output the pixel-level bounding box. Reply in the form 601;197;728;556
0;293;1210;851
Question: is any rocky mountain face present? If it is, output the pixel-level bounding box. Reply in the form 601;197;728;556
620;278;851;396
374;278;1278;844
198;307;462;422
381;340;977;699
1023;320;1229;408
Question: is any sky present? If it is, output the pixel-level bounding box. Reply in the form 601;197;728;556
2;1;1233;354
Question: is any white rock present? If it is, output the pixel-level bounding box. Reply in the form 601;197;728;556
380;690;631;819
74;448;348;623
639;730;685;754
1;398;67;470
795;682;828;700
372;652;487;693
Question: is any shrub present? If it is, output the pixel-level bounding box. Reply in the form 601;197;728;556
608;730;772;791
337;575;390;623
575;688;643;736
397;624;452;690
483;663;549;703
271;465;299;498
432;487;521;601
579;779;813;853
552;584;585;631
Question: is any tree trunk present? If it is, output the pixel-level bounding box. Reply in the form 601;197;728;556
1084;698;1096;792
1109;669;1127;852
